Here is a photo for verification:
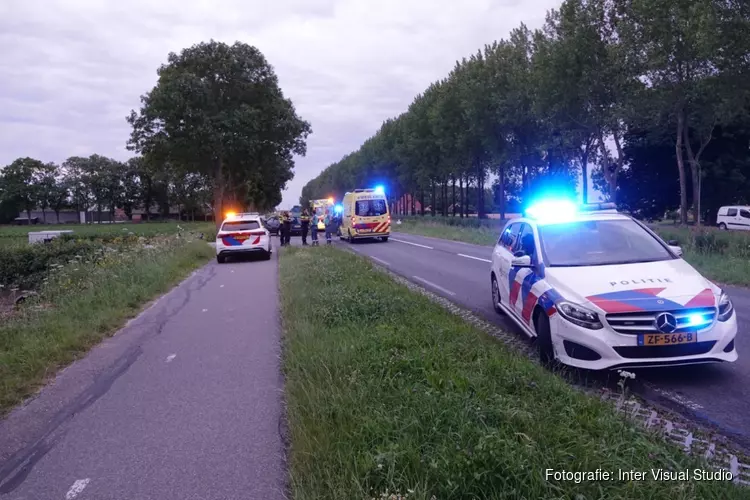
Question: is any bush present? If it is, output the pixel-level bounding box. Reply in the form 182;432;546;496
0;239;103;289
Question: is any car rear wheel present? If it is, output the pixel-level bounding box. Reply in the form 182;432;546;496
217;255;226;264
719;223;728;230
491;275;504;315
534;311;556;366
381;236;389;242
264;251;272;260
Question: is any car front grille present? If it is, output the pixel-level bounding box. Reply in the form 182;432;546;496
605;307;717;334
614;341;716;359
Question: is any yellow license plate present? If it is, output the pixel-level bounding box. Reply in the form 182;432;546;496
638;333;697;346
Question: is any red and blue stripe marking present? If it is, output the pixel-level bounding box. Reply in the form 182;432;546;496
586;288;715;313
508;268;563;322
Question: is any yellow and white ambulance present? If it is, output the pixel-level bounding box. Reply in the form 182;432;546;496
339;188;390;242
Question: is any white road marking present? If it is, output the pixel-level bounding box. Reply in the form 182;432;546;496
220;285;225;288
391;238;433;250
370;257;390;266
202;309;208;312
457;253;492;263
65;478;90;499
166;354;176;363
413;276;456;296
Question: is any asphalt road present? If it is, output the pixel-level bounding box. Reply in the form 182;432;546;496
342;231;750;449
0;250;286;500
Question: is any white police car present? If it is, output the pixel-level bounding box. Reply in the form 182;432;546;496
490;200;738;370
215;212;272;263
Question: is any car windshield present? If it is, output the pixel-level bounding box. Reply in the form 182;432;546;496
537;219;673;267
221;220;260;231
355;199;387;217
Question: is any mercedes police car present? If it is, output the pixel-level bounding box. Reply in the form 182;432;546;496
215;212;272;263
490;200;738;370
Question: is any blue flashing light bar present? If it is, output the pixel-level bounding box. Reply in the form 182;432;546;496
334;204;343;213
374;185;385;194
525;199;578;223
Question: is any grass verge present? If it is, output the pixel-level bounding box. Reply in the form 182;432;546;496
280;246;741;499
0;237;214;414
396;216;750;287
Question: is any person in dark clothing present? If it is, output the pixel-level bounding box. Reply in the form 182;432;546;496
300;209;311;245
281;211;292;246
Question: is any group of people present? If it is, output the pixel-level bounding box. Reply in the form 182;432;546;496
278;209;335;247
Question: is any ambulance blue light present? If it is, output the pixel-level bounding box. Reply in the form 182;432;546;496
374;185;385;194
525;199;578;223
334;204;343;213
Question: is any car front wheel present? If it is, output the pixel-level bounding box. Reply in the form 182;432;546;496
491;275;504;315
534;311;556;366
217;255;226;264
719;223;728;230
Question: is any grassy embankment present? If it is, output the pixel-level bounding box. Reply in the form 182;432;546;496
394;215;750;287
0;222;214;413
280;246;741;499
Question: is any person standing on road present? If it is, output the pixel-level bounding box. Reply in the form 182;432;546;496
310;212;319;246
281;211;292;247
300;209;311;246
324;209;333;246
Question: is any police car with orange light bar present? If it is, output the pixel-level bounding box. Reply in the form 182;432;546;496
489;200;738;370
215;212;272;263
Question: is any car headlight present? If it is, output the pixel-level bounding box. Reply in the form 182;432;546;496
556;300;603;330
718;291;734;322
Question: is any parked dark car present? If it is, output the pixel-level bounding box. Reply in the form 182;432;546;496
290;216;302;236
263;215;281;235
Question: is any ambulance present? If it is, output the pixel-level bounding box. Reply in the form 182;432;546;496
339;187;390;242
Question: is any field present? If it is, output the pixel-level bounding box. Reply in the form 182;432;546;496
394;216;750;287
0;221;215;247
0;222;215;413
279;246;742;499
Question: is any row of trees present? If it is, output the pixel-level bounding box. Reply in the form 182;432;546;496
0;155;212;224
1;41;310;227
301;0;750;225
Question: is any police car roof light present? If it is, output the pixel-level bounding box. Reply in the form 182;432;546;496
580;202;617;212
525;199;578;223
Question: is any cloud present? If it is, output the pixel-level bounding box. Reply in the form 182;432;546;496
0;0;560;208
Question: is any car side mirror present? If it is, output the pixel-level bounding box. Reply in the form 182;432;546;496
511;255;532;267
667;239;679;246
669;245;683;257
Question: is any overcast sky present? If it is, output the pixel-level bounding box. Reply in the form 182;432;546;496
1;0;577;209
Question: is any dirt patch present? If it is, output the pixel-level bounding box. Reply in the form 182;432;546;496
0;289;39;319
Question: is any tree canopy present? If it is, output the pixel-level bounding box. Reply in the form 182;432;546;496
127;40;311;223
302;0;750;224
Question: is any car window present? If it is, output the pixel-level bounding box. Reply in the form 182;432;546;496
740;209;750;219
355;198;387;216
727;208;738;216
514;223;536;258
499;222;522;248
221;220;260;231
537;219;673;267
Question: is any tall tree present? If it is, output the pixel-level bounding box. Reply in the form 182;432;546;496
127;40;311;227
1;157;44;221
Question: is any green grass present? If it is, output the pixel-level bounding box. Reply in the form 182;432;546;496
0;221;215;246
280;247;742;499
0;237;214;414
395;216;750;287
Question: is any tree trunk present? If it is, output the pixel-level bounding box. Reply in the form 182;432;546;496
463;175;469;217
459;176;464;218
498;166;506;220
452;176;456;217
420;188;425;216
431;180;436;217
476;161;485;219
684;125;701;226
55;209;61;224
213;158;225;229
675;109;689;225
580;138;592;204
26;209;31;222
